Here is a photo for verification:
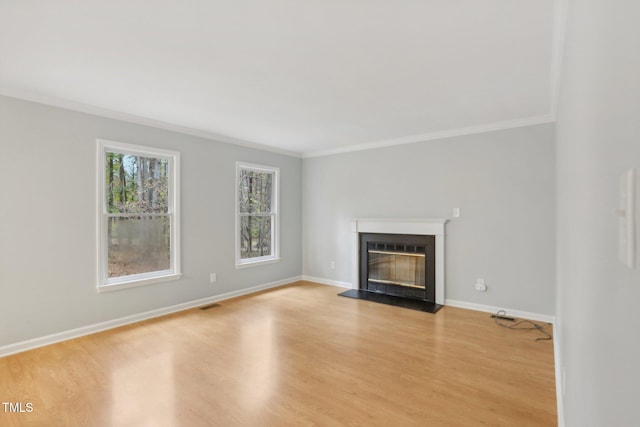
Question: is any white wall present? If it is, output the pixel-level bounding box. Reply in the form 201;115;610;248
556;1;640;425
0;95;302;347
303;124;556;315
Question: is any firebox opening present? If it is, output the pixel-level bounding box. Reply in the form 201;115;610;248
368;242;426;289
359;233;436;303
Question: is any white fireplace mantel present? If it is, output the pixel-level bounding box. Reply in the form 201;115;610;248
351;218;448;305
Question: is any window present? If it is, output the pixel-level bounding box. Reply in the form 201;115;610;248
236;162;279;267
97;139;181;291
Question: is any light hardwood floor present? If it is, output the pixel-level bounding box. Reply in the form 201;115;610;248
0;281;557;426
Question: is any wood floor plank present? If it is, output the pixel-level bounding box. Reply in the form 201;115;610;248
0;281;557;426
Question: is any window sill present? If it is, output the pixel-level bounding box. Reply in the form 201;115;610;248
97;272;182;293
235;257;280;269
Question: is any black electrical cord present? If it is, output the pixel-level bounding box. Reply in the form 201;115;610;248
493;310;552;342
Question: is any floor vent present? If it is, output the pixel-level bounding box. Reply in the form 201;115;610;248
199;303;221;310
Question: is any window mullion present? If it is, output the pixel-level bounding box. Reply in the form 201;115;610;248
106;213;170;218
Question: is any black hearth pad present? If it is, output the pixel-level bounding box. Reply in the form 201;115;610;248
338;290;442;314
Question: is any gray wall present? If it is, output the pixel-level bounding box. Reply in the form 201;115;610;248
302;124;556;315
0;95;302;347
556;1;640;425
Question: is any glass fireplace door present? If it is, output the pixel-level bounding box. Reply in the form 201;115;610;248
367;244;426;289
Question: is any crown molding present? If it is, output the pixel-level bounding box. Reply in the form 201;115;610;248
0;86;303;158
303;114;556;158
1;86;555;160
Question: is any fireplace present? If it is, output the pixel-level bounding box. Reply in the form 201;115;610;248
360;233;435;301
339;218;447;313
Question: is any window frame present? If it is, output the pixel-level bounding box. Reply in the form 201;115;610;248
96;139;181;292
235;161;280;268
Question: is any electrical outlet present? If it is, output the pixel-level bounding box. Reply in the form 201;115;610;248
453;207;460;218
330;261;335;270
475;278;487;292
210;273;217;284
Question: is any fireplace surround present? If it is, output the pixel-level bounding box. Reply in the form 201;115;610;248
340;218;447;312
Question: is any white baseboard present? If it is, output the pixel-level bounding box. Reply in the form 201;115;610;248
301;275;352;289
445;299;555;323
300;276;556;323
0;275;302;358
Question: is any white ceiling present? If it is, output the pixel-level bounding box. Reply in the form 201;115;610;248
0;1;558;157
